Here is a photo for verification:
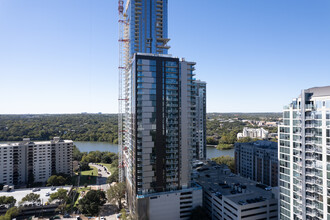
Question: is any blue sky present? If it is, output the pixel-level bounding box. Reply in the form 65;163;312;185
0;0;329;114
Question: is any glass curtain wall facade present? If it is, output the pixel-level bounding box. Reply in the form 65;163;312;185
279;86;330;220
123;53;197;214
125;0;170;57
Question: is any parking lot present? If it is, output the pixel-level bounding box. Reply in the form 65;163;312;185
0;186;72;206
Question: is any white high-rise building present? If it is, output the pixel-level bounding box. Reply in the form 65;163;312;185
279;86;330;220
237;127;269;139
0;137;73;186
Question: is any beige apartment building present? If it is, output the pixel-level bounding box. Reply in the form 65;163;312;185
0;137;73;186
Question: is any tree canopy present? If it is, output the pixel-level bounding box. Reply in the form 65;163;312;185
212;156;235;172
49;189;68;203
47;175;67;186
107;182;126;210
20;193;40;204
0;114;118;143
78;190;107;216
0;196;16;205
107;168;119;184
236;137;260;143
0;207;20;220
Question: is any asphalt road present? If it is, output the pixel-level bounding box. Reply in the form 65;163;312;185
89;163;111;185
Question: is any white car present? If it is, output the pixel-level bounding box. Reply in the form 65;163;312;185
265;186;272;191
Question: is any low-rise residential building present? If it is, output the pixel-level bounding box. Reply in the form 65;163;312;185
237;127;269;139
196;164;278;220
0;137;73;186
235;140;278;187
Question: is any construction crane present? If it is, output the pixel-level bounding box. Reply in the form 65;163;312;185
118;0;129;182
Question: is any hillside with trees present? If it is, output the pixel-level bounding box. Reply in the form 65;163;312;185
0;113;280;146
0;114;118;143
206;112;281;147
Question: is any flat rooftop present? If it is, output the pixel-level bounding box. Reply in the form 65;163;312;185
196;164;276;205
0;186;72;206
0;140;73;148
235;140;278;150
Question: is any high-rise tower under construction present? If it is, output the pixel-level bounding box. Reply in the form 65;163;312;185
118;1;205;219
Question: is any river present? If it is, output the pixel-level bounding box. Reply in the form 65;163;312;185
74;141;234;159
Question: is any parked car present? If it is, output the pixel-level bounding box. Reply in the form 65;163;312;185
51;187;56;191
46;192;50;196
265;186;272;191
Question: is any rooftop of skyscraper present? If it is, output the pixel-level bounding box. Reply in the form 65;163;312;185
300;86;330;98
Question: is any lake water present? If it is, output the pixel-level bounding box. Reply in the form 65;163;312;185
74;141;234;159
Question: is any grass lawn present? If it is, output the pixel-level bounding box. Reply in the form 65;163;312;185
72;165;98;186
81;166;98;176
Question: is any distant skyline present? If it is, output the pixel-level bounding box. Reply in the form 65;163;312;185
0;0;329;114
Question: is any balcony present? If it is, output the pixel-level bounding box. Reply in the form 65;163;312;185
306;203;316;209
305;147;315;153
305;104;315;111
305;155;315;160
306;195;316;200
305;133;315;137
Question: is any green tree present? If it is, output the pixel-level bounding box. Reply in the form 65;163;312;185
20;193;40;204
219;131;237;145
78;190;107;216
216;143;234;150
206;137;218;145
73;145;84;161
212;156;235;172
0;207;20;220
236;137;261;143
49;189;68;203
0;196;16;205
49;189;69;213
107;168;119;184
120;208;128;220
0;114;118;143
106;182;126;210
47;175;67;186
79;161;90;171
